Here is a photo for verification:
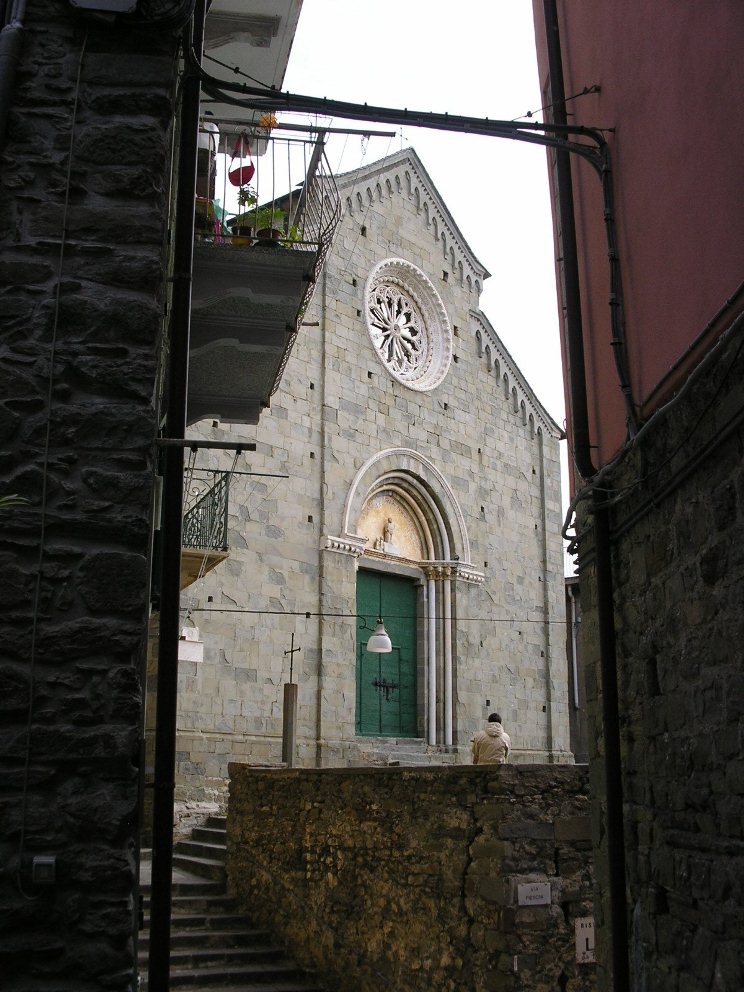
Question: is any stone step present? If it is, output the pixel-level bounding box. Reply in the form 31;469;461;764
141;945;290;969
169;894;241;915
172;853;226;882
205;814;227;829
191;826;227;846
143;914;262;934
360;748;459;766
175;983;323;992
166;961;314;987
175;839;228;863
140;925;273;948
141;877;226;899
141;893;240;917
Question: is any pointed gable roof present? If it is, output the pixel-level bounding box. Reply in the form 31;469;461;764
336;148;490;294
335;149;561;441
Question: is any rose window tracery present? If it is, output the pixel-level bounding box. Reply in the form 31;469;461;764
368;286;428;378
364;259;452;391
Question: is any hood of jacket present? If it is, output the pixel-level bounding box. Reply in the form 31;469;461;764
485;722;506;738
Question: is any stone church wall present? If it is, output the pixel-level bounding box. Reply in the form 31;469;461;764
0;3;178;987
227;762;596;992
576;314;744;991
179;152;569;800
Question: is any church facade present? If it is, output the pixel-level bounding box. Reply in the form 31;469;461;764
174;149;570;802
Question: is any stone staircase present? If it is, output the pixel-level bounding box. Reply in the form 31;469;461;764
358;737;461;767
139;816;324;991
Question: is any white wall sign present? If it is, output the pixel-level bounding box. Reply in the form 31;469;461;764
575;916;596;963
517;882;551;906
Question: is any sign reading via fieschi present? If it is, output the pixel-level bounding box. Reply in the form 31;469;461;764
517;882;551;906
575;917;596;963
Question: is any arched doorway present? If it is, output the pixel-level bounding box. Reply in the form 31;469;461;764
325;447;483;750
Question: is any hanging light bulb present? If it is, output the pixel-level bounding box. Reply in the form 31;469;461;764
366;618;392;653
365;577;392;653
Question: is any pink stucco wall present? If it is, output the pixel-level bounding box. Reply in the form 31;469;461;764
533;2;744;470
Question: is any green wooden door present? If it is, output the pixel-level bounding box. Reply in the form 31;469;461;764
356;571;417;737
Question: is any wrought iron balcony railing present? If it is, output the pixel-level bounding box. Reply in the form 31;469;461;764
182;470;231;552
188;119;342;425
195;118;341;297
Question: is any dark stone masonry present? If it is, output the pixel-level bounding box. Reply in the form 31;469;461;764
577;313;744;992
0;3;179;987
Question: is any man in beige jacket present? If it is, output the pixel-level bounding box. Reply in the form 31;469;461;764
471;712;511;764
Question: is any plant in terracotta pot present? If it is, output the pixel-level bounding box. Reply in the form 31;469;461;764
227;185;258;244
227;186;286;245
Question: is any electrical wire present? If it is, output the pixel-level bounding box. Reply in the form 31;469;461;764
512;84;601;123
203;50;273;90
188;607;569;625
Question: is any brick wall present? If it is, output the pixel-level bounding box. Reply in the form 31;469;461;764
577;314;744;991
227;763;595;992
0;3;178;987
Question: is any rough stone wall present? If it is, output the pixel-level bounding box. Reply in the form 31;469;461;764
177;151;569;795
227;763;595;992
577;314;744;991
0;4;177;988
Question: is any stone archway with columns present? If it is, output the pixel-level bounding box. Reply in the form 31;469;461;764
324;448;483;752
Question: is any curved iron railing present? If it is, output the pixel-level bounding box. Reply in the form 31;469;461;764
182;470;230;551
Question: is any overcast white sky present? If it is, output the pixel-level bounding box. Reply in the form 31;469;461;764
283;0;566;431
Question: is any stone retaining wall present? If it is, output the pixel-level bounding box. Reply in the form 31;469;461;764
227;763;595;992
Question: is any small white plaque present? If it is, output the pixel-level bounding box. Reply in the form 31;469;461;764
517;882;551;906
575;916;596;963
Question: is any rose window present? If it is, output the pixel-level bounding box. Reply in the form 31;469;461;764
364;259;452;391
368;286;428;378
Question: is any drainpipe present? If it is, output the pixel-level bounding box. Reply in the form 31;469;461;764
147;1;206;989
0;0;26;150
567;583;580;710
315;266;329;767
593;497;629;992
537;428;554;758
542;0;595;483
543;3;629;989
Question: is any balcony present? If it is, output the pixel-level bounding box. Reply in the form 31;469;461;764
188;119;341;426
180;469;231;589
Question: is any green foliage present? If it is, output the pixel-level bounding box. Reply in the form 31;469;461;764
0;494;28;508
230;204;285;233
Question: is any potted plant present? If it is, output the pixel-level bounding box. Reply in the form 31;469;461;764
227;185;258;244
228;186;286;246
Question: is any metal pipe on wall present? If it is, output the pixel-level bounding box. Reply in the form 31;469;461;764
147;1;206;988
542;0;595;482
543;3;629;988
